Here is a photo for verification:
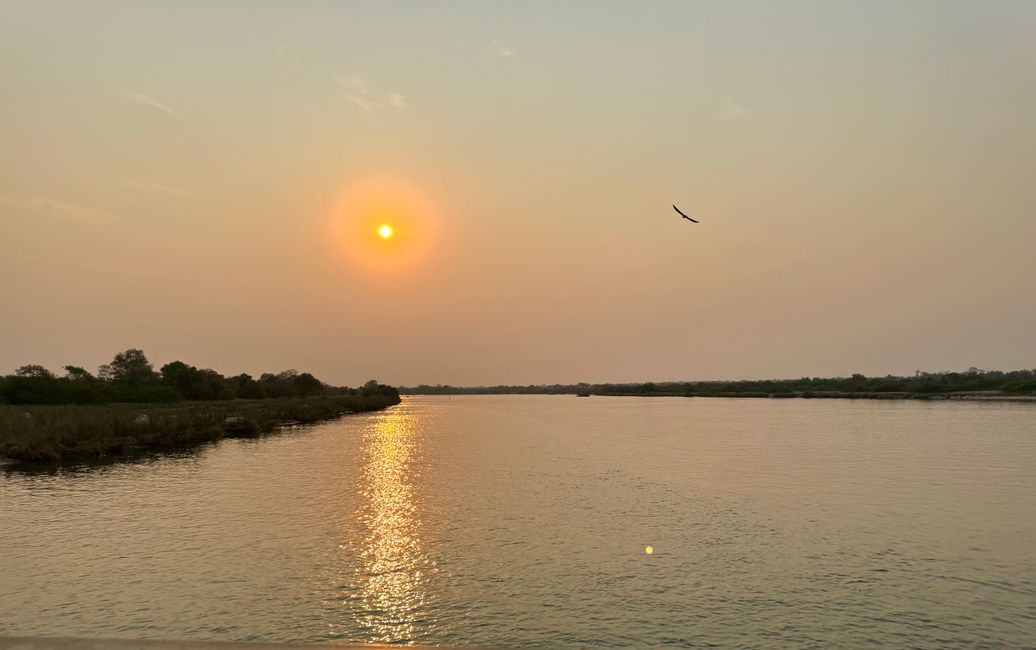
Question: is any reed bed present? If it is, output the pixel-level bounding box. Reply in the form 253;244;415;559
0;394;399;462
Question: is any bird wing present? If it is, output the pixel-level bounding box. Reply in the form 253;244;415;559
673;205;699;223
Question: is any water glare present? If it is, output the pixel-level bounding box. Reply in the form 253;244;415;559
352;410;431;642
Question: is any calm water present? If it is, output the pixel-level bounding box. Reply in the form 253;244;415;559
1;396;1034;647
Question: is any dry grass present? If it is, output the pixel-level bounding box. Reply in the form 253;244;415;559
0;394;399;462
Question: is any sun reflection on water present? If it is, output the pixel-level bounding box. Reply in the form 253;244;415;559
352;410;432;643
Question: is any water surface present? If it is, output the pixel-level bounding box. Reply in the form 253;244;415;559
1;396;1034;647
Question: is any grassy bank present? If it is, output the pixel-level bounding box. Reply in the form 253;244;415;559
0;393;400;463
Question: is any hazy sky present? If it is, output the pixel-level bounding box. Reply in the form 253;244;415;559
2;1;1034;386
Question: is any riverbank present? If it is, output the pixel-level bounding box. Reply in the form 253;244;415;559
0;393;400;463
405;389;1036;402
402;370;1036;400
596;391;1036;401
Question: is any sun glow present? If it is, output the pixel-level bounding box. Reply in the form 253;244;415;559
332;177;440;271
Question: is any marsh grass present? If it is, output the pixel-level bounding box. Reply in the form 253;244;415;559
0;394;399;462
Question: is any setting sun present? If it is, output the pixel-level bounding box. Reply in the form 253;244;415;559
332;176;441;271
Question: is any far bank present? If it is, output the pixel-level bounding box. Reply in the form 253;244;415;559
401;368;1036;400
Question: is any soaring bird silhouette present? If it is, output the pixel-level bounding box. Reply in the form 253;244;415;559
673;205;699;223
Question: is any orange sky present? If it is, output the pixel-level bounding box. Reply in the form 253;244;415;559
1;2;1034;385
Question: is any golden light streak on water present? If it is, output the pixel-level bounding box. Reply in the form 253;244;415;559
354;410;431;643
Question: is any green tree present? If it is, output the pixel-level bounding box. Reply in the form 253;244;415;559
160;361;230;400
100;349;175;402
16;364;53;378
64;366;94;381
230;373;265;399
294;372;324;397
100;349;155;385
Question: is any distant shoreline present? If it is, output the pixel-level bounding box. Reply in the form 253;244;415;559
400;370;1036;401
587;391;1036;402
404;391;1036;402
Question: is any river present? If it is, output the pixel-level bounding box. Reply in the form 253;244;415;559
1;396;1034;647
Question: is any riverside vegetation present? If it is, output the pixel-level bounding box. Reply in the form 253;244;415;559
0;349;400;463
402;368;1036;398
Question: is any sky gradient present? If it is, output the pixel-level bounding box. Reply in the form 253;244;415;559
2;1;1034;386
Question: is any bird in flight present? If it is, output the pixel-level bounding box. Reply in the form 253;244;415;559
673;205;699;223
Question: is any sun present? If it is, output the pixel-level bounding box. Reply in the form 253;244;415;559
332;176;440;271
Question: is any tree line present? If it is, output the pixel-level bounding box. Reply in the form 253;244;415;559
401;368;1036;396
0;349;398;405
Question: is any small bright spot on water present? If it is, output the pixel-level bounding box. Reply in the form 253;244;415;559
645;545;654;555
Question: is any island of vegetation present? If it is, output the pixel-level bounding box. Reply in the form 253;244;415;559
401;367;1036;399
0;349;400;463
